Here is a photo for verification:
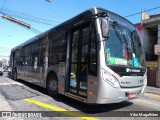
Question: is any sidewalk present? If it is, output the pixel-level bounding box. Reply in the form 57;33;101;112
145;86;160;95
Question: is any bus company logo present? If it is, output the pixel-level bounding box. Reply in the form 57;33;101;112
126;68;131;72
2;112;11;117
126;68;140;73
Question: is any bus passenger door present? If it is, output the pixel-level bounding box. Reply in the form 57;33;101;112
68;25;90;97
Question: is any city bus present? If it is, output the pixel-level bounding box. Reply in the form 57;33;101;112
10;7;147;104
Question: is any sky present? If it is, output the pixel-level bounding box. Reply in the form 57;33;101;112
0;0;160;60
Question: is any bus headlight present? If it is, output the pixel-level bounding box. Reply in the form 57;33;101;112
102;69;120;88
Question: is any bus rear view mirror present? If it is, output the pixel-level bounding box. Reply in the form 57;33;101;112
101;18;109;38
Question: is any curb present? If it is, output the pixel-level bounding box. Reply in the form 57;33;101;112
145;86;160;95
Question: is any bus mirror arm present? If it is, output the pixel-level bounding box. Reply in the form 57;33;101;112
101;18;109;38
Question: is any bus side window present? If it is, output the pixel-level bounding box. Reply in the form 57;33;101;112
89;25;97;76
39;40;45;65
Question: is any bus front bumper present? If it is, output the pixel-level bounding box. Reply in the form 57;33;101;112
96;83;147;104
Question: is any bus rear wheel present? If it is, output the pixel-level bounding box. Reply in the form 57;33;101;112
47;74;59;97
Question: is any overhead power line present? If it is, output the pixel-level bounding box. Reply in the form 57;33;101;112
0;47;11;49
0;12;41;34
30;28;41;34
2;7;68;20
0;50;10;53
0;0;7;11
1;8;61;25
0;48;11;51
0;55;9;58
6;13;55;26
125;6;160;18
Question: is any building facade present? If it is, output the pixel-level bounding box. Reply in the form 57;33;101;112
136;14;160;87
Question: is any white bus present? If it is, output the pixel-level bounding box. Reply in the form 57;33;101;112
10;7;147;104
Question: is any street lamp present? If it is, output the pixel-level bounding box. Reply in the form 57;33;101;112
45;0;51;2
2;15;31;29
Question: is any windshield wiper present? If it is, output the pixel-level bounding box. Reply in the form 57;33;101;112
113;21;129;45
130;30;137;53
112;21;123;44
112;21;130;59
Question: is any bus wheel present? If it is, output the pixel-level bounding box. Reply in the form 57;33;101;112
47;74;59;97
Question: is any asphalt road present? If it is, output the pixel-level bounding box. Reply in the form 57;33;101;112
0;72;160;120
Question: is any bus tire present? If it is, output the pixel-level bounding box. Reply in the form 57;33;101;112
47;74;59;97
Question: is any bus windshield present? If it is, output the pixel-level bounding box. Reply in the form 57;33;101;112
105;21;146;68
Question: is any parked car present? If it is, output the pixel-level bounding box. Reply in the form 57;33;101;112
0;67;4;76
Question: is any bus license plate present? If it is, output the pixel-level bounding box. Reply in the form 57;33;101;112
128;93;137;99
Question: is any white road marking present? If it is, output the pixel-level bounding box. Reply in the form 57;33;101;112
0;83;23;86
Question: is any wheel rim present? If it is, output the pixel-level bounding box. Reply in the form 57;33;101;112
49;79;57;92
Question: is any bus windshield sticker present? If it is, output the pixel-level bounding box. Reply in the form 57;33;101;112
108;57;127;65
133;57;139;67
132;53;139;67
